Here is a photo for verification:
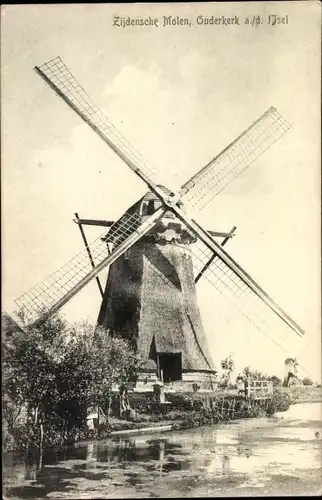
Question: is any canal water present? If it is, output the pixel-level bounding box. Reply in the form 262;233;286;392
3;402;322;498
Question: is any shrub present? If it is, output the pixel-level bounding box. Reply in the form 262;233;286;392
302;377;313;386
127;392;154;414
265;390;292;415
268;375;282;387
165;393;194;411
247;404;266;418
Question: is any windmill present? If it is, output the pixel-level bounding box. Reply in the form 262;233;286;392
14;56;304;391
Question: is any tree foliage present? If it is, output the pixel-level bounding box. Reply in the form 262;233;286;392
302;377;313;386
243;366;269;380
219;355;235;387
267;375;282;387
59;323;141;407
3;313;141;450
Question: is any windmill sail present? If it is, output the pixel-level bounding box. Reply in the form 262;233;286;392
15;208;164;322
179;107;291;212
189;239;304;343
172;210;305;338
34;57;169;202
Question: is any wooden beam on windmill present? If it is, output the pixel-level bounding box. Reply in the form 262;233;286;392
74;212;104;298
73;218;115;228
195;226;237;284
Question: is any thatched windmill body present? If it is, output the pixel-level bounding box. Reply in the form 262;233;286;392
14;57;305;391
96;188;221;387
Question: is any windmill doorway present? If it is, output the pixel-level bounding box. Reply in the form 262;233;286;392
157;353;182;383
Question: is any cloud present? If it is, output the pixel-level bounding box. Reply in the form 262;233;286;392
102;56;220;189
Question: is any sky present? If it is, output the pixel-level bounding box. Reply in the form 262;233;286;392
1;2;321;381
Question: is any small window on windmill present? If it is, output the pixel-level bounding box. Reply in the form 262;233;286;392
146;200;155;215
140;201;148;216
157;353;182;383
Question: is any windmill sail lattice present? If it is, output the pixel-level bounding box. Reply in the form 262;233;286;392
180;107;291;211
15;209;163;321
189;240;304;341
34;57;159;182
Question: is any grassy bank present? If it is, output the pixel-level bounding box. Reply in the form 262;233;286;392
281;386;322;404
122;389;292;430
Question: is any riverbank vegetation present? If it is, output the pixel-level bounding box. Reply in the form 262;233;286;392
3;313;319;453
3;314;141;452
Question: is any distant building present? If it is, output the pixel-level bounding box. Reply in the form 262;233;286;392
283;357;301;387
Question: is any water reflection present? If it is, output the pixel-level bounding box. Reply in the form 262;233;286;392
3;402;322;498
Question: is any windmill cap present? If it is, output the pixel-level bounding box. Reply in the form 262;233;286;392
142;185;173;201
